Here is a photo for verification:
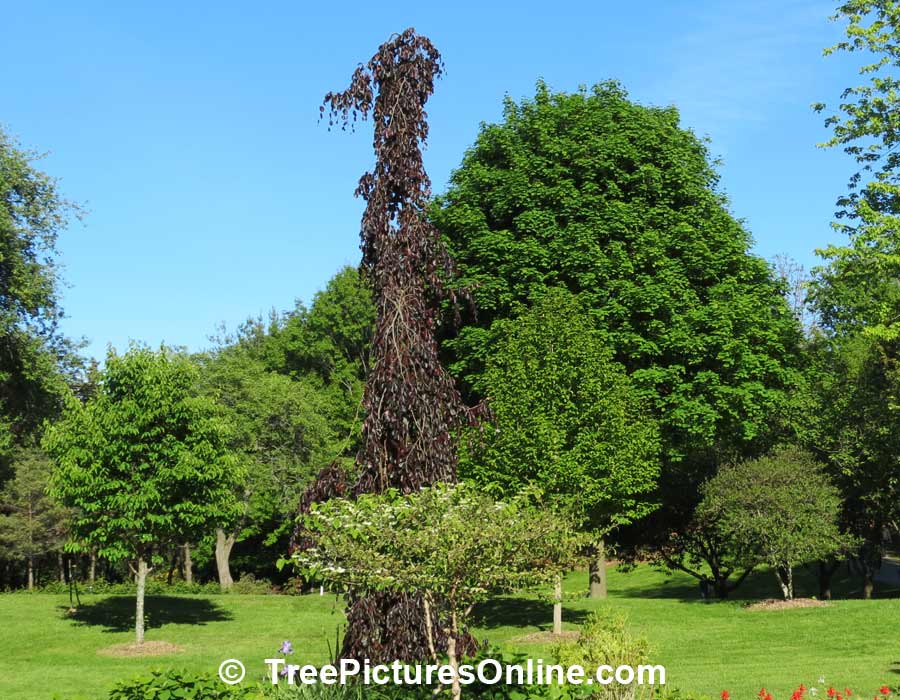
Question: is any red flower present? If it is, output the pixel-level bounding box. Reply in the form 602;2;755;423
759;690;768;699
880;688;890;696
722;692;731;700
846;690;853;697
829;688;837;697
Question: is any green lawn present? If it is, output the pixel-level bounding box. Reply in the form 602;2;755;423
1;565;896;700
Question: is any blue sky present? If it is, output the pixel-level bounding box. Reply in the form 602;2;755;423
2;1;863;361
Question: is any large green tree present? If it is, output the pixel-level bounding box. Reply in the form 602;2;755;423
0;128;80;477
802;0;900;597
44;346;244;643
433;82;801;481
460;289;659;601
196;342;339;588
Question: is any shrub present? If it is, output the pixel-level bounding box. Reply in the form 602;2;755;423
107;669;257;700
231;574;273;595
554;607;652;700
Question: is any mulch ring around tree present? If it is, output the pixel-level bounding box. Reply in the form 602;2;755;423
745;598;829;611
508;630;581;644
97;641;185;657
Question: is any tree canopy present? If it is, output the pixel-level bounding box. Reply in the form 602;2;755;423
433;81;802;471
44;346;245;642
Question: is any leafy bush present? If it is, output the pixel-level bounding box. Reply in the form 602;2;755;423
231;574;273;595
555;607;652;700
107;669;257;700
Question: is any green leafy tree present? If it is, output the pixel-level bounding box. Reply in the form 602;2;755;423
196;343;339;588
699;446;847;600
461;289;660;603
290;482;579;700
0;127;81;478
44;346;244;643
794;333;900;598
433;82;801;479
804;3;900;596
0;448;71;589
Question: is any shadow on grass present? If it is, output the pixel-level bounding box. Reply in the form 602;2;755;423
61;595;232;633
472;597;589;630
614;564;900;602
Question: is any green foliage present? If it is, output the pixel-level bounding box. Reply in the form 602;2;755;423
0;127;81;473
43;345;245;562
554;607;651;700
433;81;801;468
264;266;374;453
294;482;578;604
461;289;659;533
699;446;847;598
107;668;256;700
0;448;71;572
197;342;339;548
793;333;900;558
811;2;900;341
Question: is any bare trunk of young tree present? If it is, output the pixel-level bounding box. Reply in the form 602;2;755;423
166;550;178;586
135;557;149;644
57;552;65;582
818;559;839;600
27;556;34;591
776;566;793;600
89;550;96;584
553;573;563;635
447;611;462;700
183;543;193;584
863;571;875;599
215;528;235;590
588;539;608;599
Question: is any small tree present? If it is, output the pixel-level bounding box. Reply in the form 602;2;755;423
461;289;660;610
700;446;847;600
0;449;71;589
44;346;244;643
289;482;579;700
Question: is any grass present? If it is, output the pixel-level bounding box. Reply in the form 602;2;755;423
0;564;897;700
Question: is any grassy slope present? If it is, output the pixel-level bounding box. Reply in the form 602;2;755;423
0;565;896;700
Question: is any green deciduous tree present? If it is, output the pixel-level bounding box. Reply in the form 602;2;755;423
196;342;339;588
44;346;244;643
0;127;81;477
433;82;801;477
460;289;660;602
0;448;71;589
794;333;900;598
699;446;847;600
290;482;579;700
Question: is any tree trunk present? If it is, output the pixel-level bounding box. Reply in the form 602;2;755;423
27;556;34;591
215;528;235;590
588;539;608;599
776;566;793;600
182;543;193;584
818;560;838;600
862;571;875;599
553;573;562;635
135;557;149;644
447;613;462;700
57;552;65;582
89;550;96;584
166;550;178;586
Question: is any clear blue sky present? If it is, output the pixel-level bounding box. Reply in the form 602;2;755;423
2;0;863;361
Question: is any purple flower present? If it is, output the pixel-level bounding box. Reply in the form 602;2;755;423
280;640;293;655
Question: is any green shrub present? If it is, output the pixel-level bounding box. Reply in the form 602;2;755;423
231;574;273;595
107;669;258;700
555;607;652;700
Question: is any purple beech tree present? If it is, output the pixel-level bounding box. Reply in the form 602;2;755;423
298;29;475;662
